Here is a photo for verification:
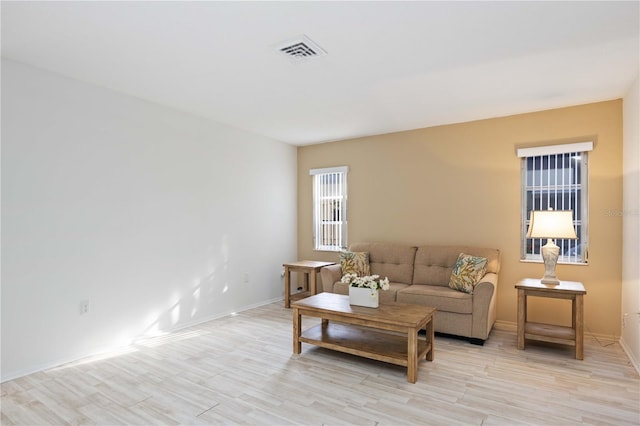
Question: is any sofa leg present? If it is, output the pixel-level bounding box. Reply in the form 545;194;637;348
469;338;485;346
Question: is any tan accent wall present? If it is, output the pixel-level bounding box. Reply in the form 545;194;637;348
297;100;623;338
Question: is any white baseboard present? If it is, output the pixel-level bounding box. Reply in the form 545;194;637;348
1;296;284;383
493;320;517;332
494;320;621;341
619;337;640;375
493;320;639;375
8;304;635;383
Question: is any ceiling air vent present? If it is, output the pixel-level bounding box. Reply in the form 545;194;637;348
275;35;327;63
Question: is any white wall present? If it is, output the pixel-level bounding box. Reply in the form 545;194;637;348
622;74;640;372
1;60;297;381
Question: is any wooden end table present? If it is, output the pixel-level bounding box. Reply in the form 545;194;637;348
283;260;335;308
515;278;586;359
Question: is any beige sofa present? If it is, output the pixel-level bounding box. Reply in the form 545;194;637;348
320;242;501;344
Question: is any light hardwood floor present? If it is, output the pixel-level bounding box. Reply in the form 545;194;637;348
2;301;639;425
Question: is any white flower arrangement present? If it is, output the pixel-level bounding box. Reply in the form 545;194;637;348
341;273;390;291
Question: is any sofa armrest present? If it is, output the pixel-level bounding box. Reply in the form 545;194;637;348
320;264;343;293
471;272;498;340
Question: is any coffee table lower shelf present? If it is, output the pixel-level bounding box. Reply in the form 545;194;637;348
300;322;431;368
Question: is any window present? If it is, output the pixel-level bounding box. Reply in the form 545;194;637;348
310;166;348;251
518;142;592;264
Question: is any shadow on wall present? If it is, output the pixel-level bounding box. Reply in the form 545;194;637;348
136;234;237;340
50;250;237;371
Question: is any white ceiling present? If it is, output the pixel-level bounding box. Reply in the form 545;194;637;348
2;1;639;146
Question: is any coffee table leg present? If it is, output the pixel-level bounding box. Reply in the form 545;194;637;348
407;328;418;383
426;316;434;361
293;307;301;354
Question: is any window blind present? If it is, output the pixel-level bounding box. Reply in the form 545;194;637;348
310;166;348;251
520;143;590;263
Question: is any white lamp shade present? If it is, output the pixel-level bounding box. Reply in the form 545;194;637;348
526;210;577;240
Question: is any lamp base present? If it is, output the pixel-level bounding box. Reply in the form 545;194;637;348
541;239;561;285
541;276;560;285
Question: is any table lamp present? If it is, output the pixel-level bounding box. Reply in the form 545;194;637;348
526;210;577;285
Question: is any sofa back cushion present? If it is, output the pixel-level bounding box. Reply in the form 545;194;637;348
349;242;417;284
413;245;500;286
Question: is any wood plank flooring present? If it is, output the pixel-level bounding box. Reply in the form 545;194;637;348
2;301;639;425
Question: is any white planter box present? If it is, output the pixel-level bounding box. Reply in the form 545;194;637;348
349;286;379;308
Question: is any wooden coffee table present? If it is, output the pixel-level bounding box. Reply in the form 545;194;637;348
292;292;436;383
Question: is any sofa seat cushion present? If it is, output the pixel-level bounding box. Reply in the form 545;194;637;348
332;281;409;304
396;285;472;314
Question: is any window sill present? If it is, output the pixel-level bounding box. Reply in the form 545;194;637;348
520;259;589;266
314;248;344;253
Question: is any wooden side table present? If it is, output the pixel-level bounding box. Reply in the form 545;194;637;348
515;278;586;359
283;260;336;308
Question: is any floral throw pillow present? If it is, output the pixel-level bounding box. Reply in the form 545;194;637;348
448;253;488;294
340;251;371;277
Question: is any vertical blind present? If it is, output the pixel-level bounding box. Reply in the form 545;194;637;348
517;142;592;263
310;166;348;251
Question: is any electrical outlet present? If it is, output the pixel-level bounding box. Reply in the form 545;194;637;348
243;273;249;283
80;300;90;315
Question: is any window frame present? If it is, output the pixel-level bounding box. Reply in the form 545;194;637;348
518;142;592;264
309;166;348;252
